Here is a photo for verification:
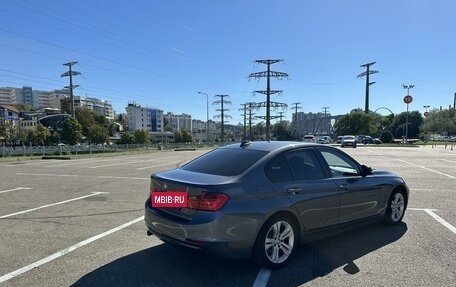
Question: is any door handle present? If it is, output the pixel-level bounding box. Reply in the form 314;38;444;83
339;184;348;190
286;188;302;195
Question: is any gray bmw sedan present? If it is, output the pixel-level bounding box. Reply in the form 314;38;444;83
144;141;409;269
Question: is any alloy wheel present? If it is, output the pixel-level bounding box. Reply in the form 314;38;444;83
264;220;295;264
390;192;405;222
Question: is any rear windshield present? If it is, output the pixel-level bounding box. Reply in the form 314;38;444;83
181;148;268;176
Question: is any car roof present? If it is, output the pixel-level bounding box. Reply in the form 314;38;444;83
221;141;318;152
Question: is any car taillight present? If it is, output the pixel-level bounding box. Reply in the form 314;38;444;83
187;192;229;211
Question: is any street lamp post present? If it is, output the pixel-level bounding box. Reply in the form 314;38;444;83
402;84;414;144
423;105;430;118
198;92;209;143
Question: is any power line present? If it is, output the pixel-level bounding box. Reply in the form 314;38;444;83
249;59;289;141
61;61;81;117
357;62;378;114
213;95;231;142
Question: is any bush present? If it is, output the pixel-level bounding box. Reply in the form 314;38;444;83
380;130;394;143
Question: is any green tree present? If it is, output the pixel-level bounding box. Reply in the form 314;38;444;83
175;129;193;143
60;98;72;115
253;122;265;139
0;123;18;145
87;124;109;144
118;132;135;144
379;130;394;143
174;130;183;143
61;117;83;145
273;122;293;141
133;129;150;144
75;108;95;136
27;124;52;146
420;109;456;136
74;108;114;137
334;111;377;136
391;111;424;139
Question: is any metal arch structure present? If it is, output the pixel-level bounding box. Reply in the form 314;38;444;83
373;107;395;115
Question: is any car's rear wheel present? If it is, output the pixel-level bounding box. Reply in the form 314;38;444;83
382;190;406;225
253;215;298;269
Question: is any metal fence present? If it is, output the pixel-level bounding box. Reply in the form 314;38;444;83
1;143;213;158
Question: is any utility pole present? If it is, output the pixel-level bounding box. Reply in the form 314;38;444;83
322;106;329;135
291;102;301;139
357;62;378;114
213;95;231;143
61;61;81;117
247;102;257;140
249;59;289;141
240;103;248;140
277;112;285;122
454;93;455;109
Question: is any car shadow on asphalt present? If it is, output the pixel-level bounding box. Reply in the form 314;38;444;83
70;242;260;287
268;222;408;286
71;222;407;287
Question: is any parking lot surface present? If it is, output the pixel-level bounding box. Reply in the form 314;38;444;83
0;146;455;287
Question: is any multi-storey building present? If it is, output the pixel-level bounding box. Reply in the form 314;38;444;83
126;103;164;132
74;96;114;120
0;88;14;105
0;87;34;107
33;89;70;109
165;112;192;132
292;111;333;137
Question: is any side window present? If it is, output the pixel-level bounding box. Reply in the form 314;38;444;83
285;149;325;181
268;156;293;182
319;149;360;177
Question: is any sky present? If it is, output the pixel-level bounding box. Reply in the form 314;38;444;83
1;0;455;125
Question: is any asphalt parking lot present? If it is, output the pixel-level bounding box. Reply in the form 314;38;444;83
0;145;455;287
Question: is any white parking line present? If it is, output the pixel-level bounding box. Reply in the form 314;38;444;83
252;268;271;287
136;161;181;170
45;158;119;168
89;159;153;168
395;159;456;179
424;209;456;235
0;192;108;219
89;156;183;169
0;216;144;284
408;207;438;211
0;187;32;194
16;173;78;177
5;161;55;167
409;208;456;235
97;176;149;180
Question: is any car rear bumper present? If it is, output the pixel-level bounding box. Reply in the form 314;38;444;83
144;200;259;259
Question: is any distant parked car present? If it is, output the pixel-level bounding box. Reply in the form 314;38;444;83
302;135;316;143
341;135;357;148
362;136;382;145
144;141;409;269
317;136;332;144
373;138;382;144
336;136;344;144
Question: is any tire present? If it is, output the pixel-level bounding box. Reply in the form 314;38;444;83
382;190;406;225
253;215;298;269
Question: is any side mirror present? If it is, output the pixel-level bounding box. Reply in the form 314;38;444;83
361;164;373;176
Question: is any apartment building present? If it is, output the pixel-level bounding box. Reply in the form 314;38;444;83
74;96;114;120
165;112;192;132
125;103;164;132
